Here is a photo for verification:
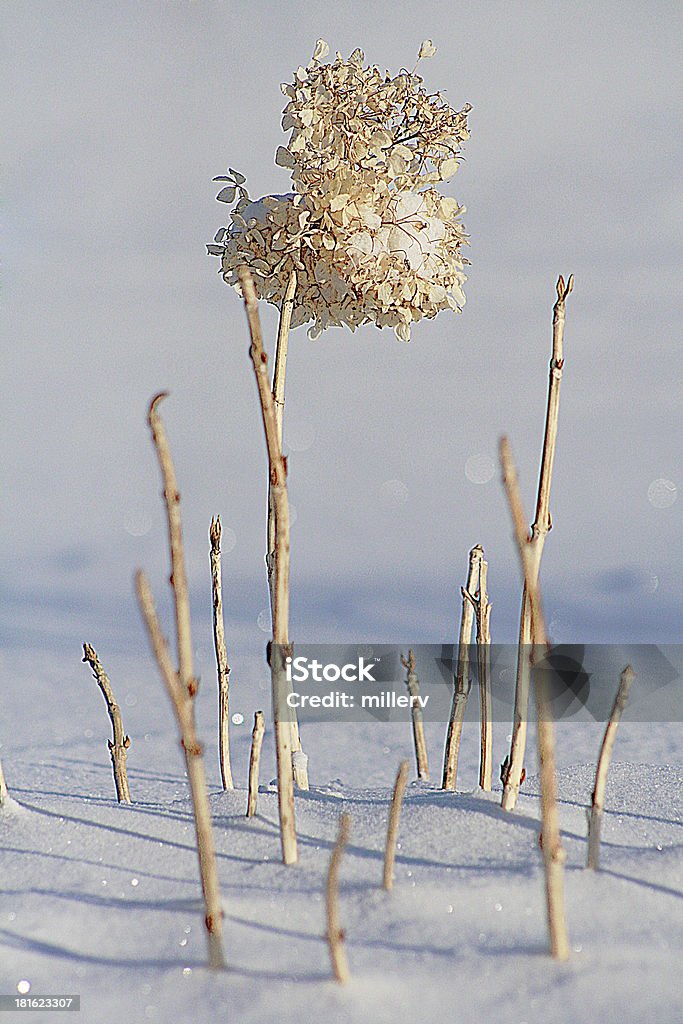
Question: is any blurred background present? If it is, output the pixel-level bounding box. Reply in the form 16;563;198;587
1;3;680;762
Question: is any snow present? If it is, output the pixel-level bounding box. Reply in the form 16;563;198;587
0;652;681;1023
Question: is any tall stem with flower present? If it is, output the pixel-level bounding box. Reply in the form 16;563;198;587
210;37;471;801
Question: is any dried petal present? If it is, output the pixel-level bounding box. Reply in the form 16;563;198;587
439;158;459;180
418;39;437;60
312;38;330;63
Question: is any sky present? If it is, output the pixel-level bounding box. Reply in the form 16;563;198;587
1;1;682;696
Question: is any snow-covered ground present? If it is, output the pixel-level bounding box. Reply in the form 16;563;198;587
1;650;681;1024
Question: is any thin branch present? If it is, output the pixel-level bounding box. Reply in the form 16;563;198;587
442;545;482;790
383;760;409;890
246;711;265;818
148;393;195;698
502;275;572;813
266;271;297;611
500;436;570;962
137;391;225;969
475;558;493;791
0;758;9;806
239;265;298;864
136;570;226;970
210;516;233;790
587;666;635;870
273;269;297;446
401;650;429;780
326;812;351;984
499;439;547;644
533;273;573;543
82;643;131;804
265;269;297;612
266;271;307;790
135;572;179;697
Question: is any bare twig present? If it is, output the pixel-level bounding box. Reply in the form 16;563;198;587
82;643;131;804
136;395;225;969
500;436;570;962
136;571;225;970
148;393;194;699
502;274;573;813
326;812;351;984
273;269;297;446
239;265;298;863
210;516;233;790
460;550;493;790
442;545;482;789
475;558;493;791
266;269;298;613
587;666;635;870
401;650;429;780
246;711;265;818
0;758;9;806
383;760;409;890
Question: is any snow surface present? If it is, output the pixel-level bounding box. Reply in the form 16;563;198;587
1;652;681;1024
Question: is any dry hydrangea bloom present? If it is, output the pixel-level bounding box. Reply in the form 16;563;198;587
209;40;470;341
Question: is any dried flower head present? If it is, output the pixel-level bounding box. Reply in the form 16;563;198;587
210;41;471;341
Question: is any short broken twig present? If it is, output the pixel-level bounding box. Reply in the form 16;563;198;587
246;711;265;818
402;650;429;781
82;643;131;804
442;545;482;790
475;557;493;791
383;760;409;890
586;666;635;870
210;516;233;790
326;812;351;984
463;552;493;791
0;757;9;807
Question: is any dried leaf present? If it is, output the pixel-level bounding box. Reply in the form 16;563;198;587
216;186;236;203
275;146;295;168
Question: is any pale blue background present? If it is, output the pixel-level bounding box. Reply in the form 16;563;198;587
2;2;681;706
